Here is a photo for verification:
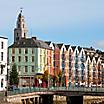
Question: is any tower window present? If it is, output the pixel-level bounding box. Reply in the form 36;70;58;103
18;24;20;28
23;24;24;28
17;33;18;36
16;37;19;41
19;19;20;22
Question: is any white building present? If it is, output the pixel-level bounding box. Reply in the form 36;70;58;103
0;36;8;91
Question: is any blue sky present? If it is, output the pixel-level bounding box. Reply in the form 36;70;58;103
0;0;104;50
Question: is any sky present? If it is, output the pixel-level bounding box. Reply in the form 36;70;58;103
0;0;104;50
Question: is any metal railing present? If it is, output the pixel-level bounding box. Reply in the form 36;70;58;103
6;86;104;96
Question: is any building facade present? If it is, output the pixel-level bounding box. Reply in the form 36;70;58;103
8;11;52;87
0;36;8;91
8;10;104;88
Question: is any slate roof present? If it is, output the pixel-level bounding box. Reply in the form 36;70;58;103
45;41;52;45
65;45;70;50
71;46;76;51
0;36;8;39
53;43;59;49
95;57;99;62
89;55;94;62
83;47;95;51
57;43;64;49
78;46;82;52
8;37;51;49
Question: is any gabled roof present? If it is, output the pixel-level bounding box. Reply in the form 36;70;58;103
65;45;70;50
89;55;94;62
53;43;59;49
71;46;76;51
78;46;82;52
45;41;52;46
8;37;51;49
57;43;64;49
95;57;99;62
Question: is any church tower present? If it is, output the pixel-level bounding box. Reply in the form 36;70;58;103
14;9;28;43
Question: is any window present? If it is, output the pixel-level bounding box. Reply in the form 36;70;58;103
25;66;28;72
25;56;28;62
24;33;26;38
12;48;15;54
32;48;34;54
19;48;21;54
19;18;20;22
25;48;28;54
32;56;34;62
1;52;3;61
1;42;4;49
32;66;34;72
23;24;24;28
1;79;3;88
12;56;15;62
16;37;19;41
18;66;21;72
18;56;21;62
17;33;18;36
18;24;20;28
1;65;3;74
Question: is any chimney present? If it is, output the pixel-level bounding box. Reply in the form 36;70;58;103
32;37;37;40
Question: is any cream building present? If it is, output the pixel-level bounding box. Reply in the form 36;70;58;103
0;36;8;91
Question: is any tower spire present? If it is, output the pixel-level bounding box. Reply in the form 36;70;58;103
14;9;28;43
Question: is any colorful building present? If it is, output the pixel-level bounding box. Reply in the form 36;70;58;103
8;11;52;87
8;10;104;88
